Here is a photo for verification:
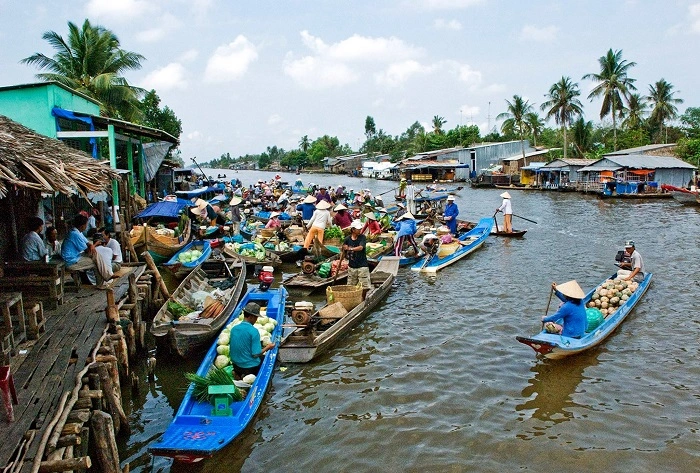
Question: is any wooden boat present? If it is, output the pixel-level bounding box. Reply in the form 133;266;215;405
223;241;282;268
279;257;400;363
490;218;527;237
281;254;348;292
516;272;653;359
162;240;213;279
246;211;294;228
494;184;541;191
151;256;247;357
662;184;700;205
148;285;287;462
411;217;492;273
130;220;193;264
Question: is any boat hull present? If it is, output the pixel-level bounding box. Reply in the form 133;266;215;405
162;240;213;279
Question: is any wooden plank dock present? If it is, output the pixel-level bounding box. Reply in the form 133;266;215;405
0;265;145;469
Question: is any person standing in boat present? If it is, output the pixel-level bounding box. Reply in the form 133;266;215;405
405;180;417;215
443;195;459;235
228;196;242;236
617;240;646;282
229;302;276;378
393;212;421;257
297;195;317;221
332;204;353;230
542;280;587;338
303;200;333;249
343;220;371;294
314;186;333;204
495;191;513;233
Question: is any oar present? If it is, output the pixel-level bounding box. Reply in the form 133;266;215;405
418;243;439;270
331;249;345;285
512;214;538;224
378;186;399;197
493;211;500;233
542;285;555;329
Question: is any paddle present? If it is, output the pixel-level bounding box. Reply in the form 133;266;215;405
418;242;439;269
512;214;538;224
492;211;500;233
332;248;345;285
542;284;555;329
377;186;399;197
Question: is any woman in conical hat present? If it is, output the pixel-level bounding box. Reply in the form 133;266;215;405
495;191;513;233
541;280;587;338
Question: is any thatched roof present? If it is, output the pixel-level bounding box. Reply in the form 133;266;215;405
0;114;119;198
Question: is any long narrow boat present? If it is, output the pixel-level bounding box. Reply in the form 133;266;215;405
661;184;700;205
281;254;348;293
148;286;287;462
411;217;493;273
222;242;282;268
279;256;400;362
162;240;213;279
151;256;246;357
516;272;653;359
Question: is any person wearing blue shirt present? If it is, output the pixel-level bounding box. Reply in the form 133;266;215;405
393;212;421;256
229;302;276;378
61;214;112;287
296;195;317;221
443;195;459;235
20;217;49;262
542;280;587;338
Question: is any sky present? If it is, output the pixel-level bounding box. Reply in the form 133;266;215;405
0;0;699;161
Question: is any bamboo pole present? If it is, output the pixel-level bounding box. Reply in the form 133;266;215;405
140;251;170;299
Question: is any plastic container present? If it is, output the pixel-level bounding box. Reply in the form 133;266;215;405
295;301;314;311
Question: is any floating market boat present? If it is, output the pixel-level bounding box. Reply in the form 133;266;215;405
162;240;213;279
279;256;400;363
282;253;348;293
148;285;287;462
411;217;492;273
151;256;246;357
516;272;653;359
661;184;700;205
131;200;193;264
223;241;282;268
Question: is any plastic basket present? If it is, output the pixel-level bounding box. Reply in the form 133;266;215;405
326;285;363;311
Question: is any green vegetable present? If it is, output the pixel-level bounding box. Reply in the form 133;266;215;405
168;301;192;320
324;225;343;240
185;367;242;402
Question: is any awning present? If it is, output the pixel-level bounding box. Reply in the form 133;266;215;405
578;165;622;172
629;169;654;176
135;200;188;219
175;185;222;199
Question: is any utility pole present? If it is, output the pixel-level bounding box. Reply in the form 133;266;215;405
487;101;491;133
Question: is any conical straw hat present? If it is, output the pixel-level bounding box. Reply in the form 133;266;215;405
556;280;585;299
500;192;511;199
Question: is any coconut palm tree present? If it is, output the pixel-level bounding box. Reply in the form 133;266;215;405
647;79;684;143
21;19;145;121
525;112;545;147
299;135;310;153
497;95;533;159
540;76;583;159
432;115;447;135
621;93;648;130
571;117;594;157
582;49;637;151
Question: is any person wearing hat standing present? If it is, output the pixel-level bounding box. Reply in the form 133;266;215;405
398;177;407;198
228;196;242;236
343;220;371;293
617;240;646;282
393;212;421;257
495;192;513;233
443;195;459;235
303;200;333;249
229;302;276;378
332;204;353;229
297;195;317;221
542;280;587;338
405;180;417;215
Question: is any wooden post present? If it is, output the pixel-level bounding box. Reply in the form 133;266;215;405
141;251;169;299
105;288;119;323
38;456;91;472
94;363;129;435
90;411;120;473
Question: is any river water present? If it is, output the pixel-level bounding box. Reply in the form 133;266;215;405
120;169;700;472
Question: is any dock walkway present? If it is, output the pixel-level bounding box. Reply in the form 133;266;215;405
0;265;145;468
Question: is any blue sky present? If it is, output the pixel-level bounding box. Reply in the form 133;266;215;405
0;0;698;160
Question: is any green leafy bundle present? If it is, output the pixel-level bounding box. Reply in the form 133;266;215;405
185;367;243;402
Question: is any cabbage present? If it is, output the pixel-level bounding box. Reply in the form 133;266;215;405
270;318;278;326
257;327;268;338
257;316;269;325
218;333;230;345
216;345;230;356
242;374;256;384
214;355;230;369
264;322;274;333
261;335;271;346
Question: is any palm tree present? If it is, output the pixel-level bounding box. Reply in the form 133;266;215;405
497;95;533;158
582;49;637;151
540;76;583;159
571;117;594;157
299;135;310;153
647;79;684;143
525;112;545;147
621;93;648;130
432;115;447;135
21;19;145;121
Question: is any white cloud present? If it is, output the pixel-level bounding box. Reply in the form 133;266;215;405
135;12;181;42
299;31;423;62
376;60;434;87
689;3;700;34
268;114;283;125
187;130;202;141
459;105;480;118
519;25;559;42
142;63;188;91
456;63;482;87
85;0;156;21
434;18;462;30
283;54;359;89
179;49;199;63
204;36;258;83
414;0;484;10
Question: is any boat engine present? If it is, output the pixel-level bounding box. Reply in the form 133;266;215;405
301;256;316;275
258;265;274;291
291;301;314;326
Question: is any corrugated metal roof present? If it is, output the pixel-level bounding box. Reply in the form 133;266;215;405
604;154;695;169
542;158;595;168
503;149;552;161
605;144;676;155
578;165;622;172
521;162;548;170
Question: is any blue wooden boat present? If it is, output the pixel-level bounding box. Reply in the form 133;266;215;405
410;217;492;273
148;286;288;463
516;272;653;359
162;240;213;279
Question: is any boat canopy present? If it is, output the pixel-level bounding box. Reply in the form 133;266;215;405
175;185;222;199
135;200;188;219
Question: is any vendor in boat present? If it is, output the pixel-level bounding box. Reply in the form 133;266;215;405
265;212;283;229
343;220;371;294
190;198;217;225
20;217;49;262
617;240;646;282
229;302;276;378
495;192;513;233
360;212;382;237
228;197;242;236
394;202;407;219
398;177;407;199
332;204;353;229
303;200;333;250
542;280;587;338
443;195;459;234
393;212;421;257
314;186;333;204
421;233;440;257
297;195;317;221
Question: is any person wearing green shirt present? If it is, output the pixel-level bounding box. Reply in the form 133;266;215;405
229;302;276;378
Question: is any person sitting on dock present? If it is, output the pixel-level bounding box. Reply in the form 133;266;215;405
343;220;371;295
92;234;114;280
61;214;112;288
443;195;459;234
495;191;513;233
44;226;62;259
229;302;276;378
542;280;587;338
332;204;353;229
21;216;49;262
616;240;646;282
100;228;123;273
393;212;421;257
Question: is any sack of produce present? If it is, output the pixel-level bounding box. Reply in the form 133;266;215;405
585;308;604;332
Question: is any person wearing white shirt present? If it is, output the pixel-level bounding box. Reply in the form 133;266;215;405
303;200;333;249
405;180;417;215
101;228;123;272
495;191;513;233
21;217;49;262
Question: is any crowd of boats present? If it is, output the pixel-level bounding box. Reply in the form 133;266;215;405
136;175;652;463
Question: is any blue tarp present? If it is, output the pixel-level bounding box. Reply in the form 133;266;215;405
175;185;221;199
52;107;98;157
135;201;188;219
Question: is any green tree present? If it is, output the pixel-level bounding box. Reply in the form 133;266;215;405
445;124;480;147
364;116;377;140
621;93;648;130
676;138;700;168
299;135;310;153
570;117;593;157
21;19;145;121
497;95;533;158
139;90;182;139
432;115;447;135
525;112;545;147
540;76;583;159
680;107;700;139
582;48;637;151
647;79;683;143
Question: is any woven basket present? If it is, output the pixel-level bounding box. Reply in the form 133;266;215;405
318;301;348;320
326;285;363;311
259;228;276;238
437;241;460;258
324;238;342;247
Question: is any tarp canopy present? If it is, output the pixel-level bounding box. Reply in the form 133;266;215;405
143;141;175;182
135;200;188;219
629;169;654;176
175;185;221;199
